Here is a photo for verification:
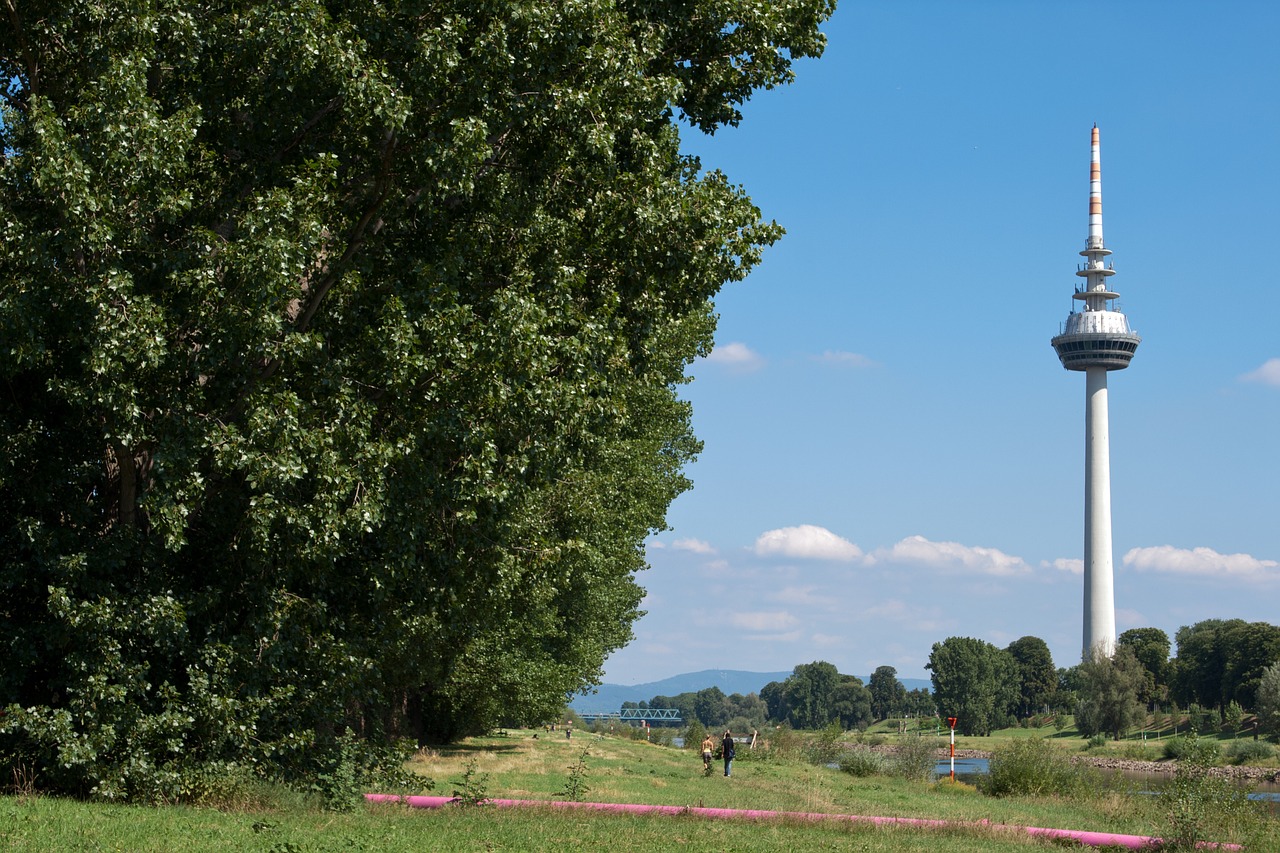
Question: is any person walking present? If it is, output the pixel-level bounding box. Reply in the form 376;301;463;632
721;730;735;777
700;733;715;773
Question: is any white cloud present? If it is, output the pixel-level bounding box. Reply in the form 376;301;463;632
753;525;863;562
810;633;844;647
729;611;798;631
672;537;716;554
773;585;826;606
867;535;1031;575
860;598;948;632
1240;357;1280;387
1123;545;1279;580
814;350;876;368
1044;557;1084;575
703;341;765;371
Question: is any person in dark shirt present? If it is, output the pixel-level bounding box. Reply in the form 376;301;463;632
721;730;735;777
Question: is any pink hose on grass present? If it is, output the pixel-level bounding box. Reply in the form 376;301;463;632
364;794;1242;850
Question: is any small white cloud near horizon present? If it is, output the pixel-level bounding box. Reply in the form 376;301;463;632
1044;557;1084;575
702;341;765;371
868;535;1031;575
1240;357;1280;387
810;633;844;647
1123;545;1279;580
671;537;716;554
729;611;799;632
753;525;863;562
814;350;876;368
773;585;827;606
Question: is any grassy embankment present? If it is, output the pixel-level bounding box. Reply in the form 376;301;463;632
4;723;1276;851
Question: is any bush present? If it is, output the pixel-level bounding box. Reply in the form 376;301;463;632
838;747;888;777
1225;739;1274;765
892;734;941;782
1165;733;1254;849
682;721;707;754
803;722;846;766
982;738;1087;798
1120;741;1159;761
1164;735;1221;764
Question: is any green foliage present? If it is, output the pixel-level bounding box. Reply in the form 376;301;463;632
1172;619;1280;711
556;749;591;802
1256;662;1280;735
0;0;834;798
868;666;907;721
1117;627;1171;708
1005;637;1057;718
837;747;887;778
982;738;1087;798
803;721;846;766
1074;646;1147;740
1162;734;1221;763
890;734;941;782
761;662;873;731
682;721;707;754
927;637;1018;736
1164;733;1253;850
1225;739;1273;765
450;758;490;808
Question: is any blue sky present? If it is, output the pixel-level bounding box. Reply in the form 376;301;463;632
601;1;1280;686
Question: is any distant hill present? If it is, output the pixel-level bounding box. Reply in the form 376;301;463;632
569;669;931;714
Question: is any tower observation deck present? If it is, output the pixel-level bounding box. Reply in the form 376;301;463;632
1052;127;1141;369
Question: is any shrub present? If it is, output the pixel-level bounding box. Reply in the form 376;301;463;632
982;738;1087;798
838;747;887;778
1121;741;1159;761
682;721;707;754
1225;740;1274;765
892;734;942;782
1165;733;1253;850
1164;735;1221;764
803;722;846;766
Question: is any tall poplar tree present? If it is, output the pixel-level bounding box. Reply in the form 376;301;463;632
0;0;835;799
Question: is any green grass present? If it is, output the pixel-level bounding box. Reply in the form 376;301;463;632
3;728;1275;851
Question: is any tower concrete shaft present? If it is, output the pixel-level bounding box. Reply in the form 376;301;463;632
1051;126;1139;660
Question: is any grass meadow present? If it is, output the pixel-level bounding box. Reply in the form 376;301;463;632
2;722;1276;850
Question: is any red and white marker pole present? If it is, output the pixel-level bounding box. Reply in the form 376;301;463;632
946;717;957;781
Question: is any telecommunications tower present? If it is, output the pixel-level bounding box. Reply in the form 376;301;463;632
1051;125;1140;659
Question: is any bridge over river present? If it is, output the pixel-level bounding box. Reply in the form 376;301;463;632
576;708;682;724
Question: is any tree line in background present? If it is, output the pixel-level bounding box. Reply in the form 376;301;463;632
622;662;934;732
927;619;1280;739
634;618;1280;742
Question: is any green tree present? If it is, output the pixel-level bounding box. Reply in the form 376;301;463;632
0;0;835;799
1256;662;1280;735
781;661;843;730
1005;636;1057;718
868;665;907;721
927;637;1017;736
1118;627;1171;709
903;688;936;720
1075;646;1147;741
830;677;873;731
1173;619;1280;711
693;687;730;729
